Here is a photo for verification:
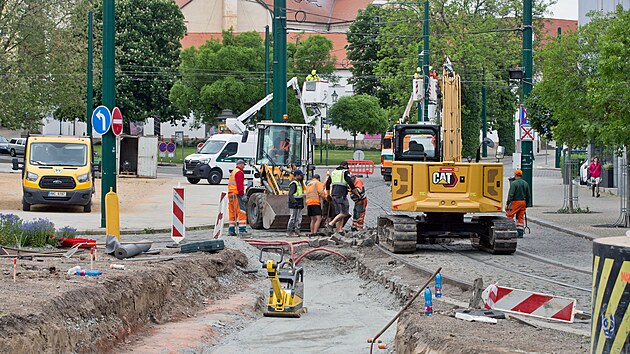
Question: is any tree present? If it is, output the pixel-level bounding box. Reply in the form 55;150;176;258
292;35;336;76
328;95;388;150
346;5;384;97
346;0;554;154
170;31;266;125
171;31;336;126
0;1;87;130
95;0;186;126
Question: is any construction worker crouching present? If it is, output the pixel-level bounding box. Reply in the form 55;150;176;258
350;175;368;232
228;159;248;236
325;160;356;235
305;174;327;237
287;169;306;237
506;169;531;238
306;69;320;81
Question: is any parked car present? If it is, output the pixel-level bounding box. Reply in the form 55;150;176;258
8;138;26;157
0;136;8;154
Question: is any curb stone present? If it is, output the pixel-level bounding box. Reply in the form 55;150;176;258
526;216;596;241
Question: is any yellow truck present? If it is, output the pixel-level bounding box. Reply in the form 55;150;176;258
12;135;96;212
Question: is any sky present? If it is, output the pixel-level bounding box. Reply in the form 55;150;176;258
546;0;579;20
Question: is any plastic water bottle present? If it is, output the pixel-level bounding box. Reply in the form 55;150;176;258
75;270;102;277
435;272;442;298
424;287;433;316
67;266;81;275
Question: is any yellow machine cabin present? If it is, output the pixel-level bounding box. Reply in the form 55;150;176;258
377;61;518;255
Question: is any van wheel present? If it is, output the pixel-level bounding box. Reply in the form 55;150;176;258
187;178;200;184
10;149;16;157
208;169;222;185
22;198;31;211
83;202;92;213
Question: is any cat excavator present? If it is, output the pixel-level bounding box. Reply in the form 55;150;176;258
377;58;518;254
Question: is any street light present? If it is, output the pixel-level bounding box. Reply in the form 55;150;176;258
508;67;524;80
331;90;338;103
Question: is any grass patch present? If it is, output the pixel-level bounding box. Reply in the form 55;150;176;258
313;149;381;166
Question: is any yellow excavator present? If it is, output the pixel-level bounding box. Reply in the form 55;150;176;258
377;59;518;254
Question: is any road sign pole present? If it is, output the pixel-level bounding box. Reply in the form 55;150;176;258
101;0;116;228
521;0;533;207
482;67;487;157
264;25;270;121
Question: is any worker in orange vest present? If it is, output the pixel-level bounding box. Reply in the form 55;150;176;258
227;160;247;236
350;175;368;232
305;174;327;237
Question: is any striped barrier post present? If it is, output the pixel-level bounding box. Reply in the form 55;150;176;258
591;236;630;354
482;284;577;323
213;192;228;240
172;185;185;244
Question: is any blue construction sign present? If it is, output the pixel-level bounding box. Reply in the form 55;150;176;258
91;105;112;135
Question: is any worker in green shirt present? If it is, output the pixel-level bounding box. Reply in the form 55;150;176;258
506;169;531;238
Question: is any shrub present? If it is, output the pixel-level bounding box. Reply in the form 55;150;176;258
0;214;22;246
19;219;56;247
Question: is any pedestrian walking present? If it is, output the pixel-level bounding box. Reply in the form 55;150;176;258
588;156;602;198
506;169;531;238
287;170;305;237
325;160;356;235
228;160;247;236
350;175;368;232
305;174;327;237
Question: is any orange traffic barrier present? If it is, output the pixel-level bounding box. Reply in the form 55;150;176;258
347;160;375;176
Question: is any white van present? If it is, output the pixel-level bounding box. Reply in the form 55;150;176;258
182;133;255;184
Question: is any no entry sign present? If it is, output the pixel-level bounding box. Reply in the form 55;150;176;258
111;107;123;136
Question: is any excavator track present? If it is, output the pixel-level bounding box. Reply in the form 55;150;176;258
377;215;418;253
471;216;518;255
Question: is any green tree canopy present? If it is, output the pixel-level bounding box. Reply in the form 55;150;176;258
329;94;388;149
95;0;186;126
292;35;336;76
346;1;553;156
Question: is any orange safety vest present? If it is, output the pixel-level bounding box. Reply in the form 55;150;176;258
305;179;325;206
228;168;243;194
350;178;366;201
280;140;290;152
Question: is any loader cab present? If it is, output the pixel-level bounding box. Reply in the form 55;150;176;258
393;124;441;162
256;123;308;167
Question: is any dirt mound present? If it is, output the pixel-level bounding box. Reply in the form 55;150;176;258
0;249;248;353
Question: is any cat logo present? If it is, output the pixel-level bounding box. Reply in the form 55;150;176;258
432;171;458;188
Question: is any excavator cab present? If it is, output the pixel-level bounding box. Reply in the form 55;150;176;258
394;124;441;162
247;122;316;230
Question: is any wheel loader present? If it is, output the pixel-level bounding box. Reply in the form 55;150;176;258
377;59;518;254
246;121;319;230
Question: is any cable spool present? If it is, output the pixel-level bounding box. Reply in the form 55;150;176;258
591;236;630;354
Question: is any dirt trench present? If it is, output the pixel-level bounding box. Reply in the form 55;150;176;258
0;249;248;354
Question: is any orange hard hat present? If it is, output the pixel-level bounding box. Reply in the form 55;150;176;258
514;169;523;176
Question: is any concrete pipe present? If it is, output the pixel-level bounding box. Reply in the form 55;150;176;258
591;236;630;354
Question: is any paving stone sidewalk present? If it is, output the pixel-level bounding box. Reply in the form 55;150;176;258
512;153;628;239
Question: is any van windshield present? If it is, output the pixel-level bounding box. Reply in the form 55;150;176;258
198;140;225;154
30;143;88;166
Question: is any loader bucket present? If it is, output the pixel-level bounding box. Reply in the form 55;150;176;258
262;195;311;230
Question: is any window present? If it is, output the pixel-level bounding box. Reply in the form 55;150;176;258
198;140;225;154
394;125;440;162
256;125;303;166
221;142;238;158
29;143;87;167
382;138;392;149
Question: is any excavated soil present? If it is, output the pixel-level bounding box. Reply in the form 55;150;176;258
0;248;249;353
344;245;591;354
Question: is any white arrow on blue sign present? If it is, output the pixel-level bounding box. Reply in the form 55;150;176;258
91;105;112;135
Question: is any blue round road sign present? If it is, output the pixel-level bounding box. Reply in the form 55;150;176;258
167;142;176;153
159;142;167;153
91;106;112;135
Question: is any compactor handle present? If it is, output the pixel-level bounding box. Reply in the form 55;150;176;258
259;247;284;266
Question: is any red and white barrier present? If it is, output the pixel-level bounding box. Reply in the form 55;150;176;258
482;284;577;323
347;160;375;176
213;192;228;239
172;185;185;244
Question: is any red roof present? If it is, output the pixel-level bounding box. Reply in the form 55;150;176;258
181;31;350;69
